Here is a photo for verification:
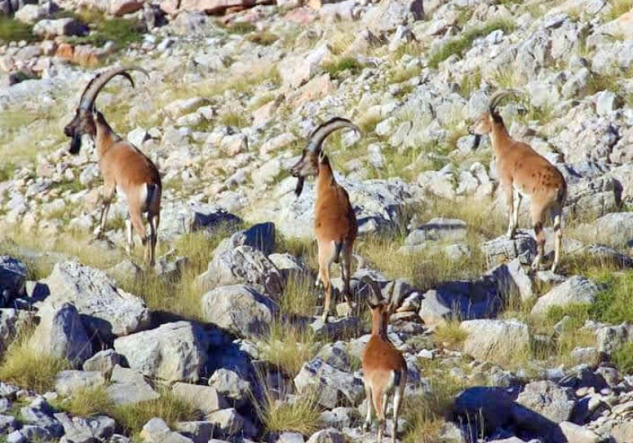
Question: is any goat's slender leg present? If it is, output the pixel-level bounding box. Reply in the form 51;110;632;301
551;204;563;273
504;185;515;239
379;391;389;443
128;203;148;267
372;386;385;443
318;243;334;322
531;206;546;272
125;219;134;255
512;189;522;236
147;212;159;268
392;373;406;443
363;383;373;435
342;244;354;316
95;182;115;239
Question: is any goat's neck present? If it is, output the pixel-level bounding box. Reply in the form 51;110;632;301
371;314;389;341
490;123;513;157
95;121;122;158
316;161;336;194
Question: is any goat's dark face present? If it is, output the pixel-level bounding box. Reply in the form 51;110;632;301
291;150;320;197
291;150;320;179
469;112;494;136
64;109;96;155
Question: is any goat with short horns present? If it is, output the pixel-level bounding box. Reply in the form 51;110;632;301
470;90;567;272
64;66;162;267
360;276;407;443
290;117;360;322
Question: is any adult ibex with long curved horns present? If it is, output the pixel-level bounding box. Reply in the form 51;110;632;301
470;90;567;272
291;117;361;322
64;66;161;267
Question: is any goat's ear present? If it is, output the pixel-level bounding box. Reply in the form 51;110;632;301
318;150;326;162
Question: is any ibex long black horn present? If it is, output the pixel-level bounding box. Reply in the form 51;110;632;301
306;117;361;154
79;66;149;111
488;89;520;116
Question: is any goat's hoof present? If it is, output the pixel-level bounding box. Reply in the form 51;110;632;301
362;422;371;433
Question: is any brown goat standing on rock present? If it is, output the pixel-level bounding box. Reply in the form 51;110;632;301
291;117;360;322
361;276;407;443
470;90;567;273
64;67;161;267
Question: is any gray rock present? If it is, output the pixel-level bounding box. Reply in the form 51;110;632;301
54;370;105;397
0;309;28;353
106;365;159;405
453;387;514;436
32;18;88;38
517;381;575;423
320;407;360;429
363;0;424;33
481;233;537;268
208;369;251;408
294;358;364;409
206;408;257;438
174;422;214;443
114;322;208;383
202;285;274;339
21;399;63;437
0;414;18;433
558;421;600;443
171;383;228;418
0;256;27;304
40;262;150;339
276;433;305;443
595;323;633;354
612;421;633;443
489;259;534;302
82;350;121;379
404;218;467;247
54;413;115;443
419;279;501;326
575;212;633;249
461;319;530;365
213;222;275;256
29;302;92;365
140;418;193;443
197;246;283;298
531;276;600;316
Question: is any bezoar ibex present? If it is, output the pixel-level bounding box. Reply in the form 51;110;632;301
290;117;360;322
64;66;161;267
470;90;567;272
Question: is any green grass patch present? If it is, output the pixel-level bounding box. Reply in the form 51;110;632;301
433;320;468;350
221;21;257;35
589;272;633;324
259;319;319;376
606;0;633;21
55;385;116;417
254;373;321;436
280;273;319;318
612;342;633;374
323;56;363;80
65;9;144;49
113;391;199;435
0;16;35;43
429;18;516;68
0;326;71;392
0;162;16;182
246;31;279;46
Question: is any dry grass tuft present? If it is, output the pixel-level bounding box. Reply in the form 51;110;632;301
113;390;200;435
433;320;468;350
0;324;71;392
259;318;319;376
254;372;322;436
55;385;116;417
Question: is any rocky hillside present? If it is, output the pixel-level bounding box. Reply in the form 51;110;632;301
1;0;633;442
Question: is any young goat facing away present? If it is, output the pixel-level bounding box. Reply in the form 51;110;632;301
290;117;360;323
63;66;162;267
361;276;407;443
470;89;567;273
